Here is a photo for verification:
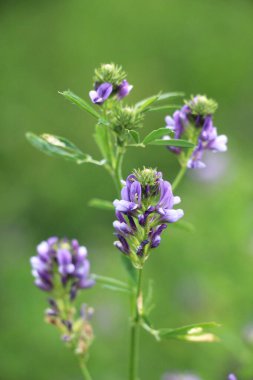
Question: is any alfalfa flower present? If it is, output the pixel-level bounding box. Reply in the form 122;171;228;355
31;237;95;357
89;63;133;104
164;95;228;169
113;168;184;268
89;82;113;105
30;237;95;300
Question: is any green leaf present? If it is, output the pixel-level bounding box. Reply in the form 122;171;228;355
135;94;160;111
171;220;195;233
88;198;114;211
147;138;194;148
135;92;184;111
142;128;173;145
159;322;220;342
26;132;105;165
91;274;132;292
157;92;184;101
148;105;181;112
101;285;132;294
59;90;101;119
128;130;140;144
94;124;115;166
120;255;137;284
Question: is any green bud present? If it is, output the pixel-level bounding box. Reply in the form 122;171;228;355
93;63;127;87
133;167;161;187
112;105;144;131
185;95;218;116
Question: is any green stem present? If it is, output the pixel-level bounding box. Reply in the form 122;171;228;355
111;147;125;196
79;358;92;380
129;268;143;380
172;165;187;191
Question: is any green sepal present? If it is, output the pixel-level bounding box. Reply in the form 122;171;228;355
142;128;173;145
26;132;105;165
88;198;114;211
59;90;101;119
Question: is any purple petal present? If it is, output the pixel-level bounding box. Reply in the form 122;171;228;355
160;209;184;223
113;220;132;235
117;80;133;100
75;260;90;278
114;241;129;255
89;90;103;104
113;199;138;213
78;278;95;289
57;249;72;266
97;82;113;100
130;181;142;204
77;246;88;262
35;277;52;291
209;134;228;152
137;239;149;257
158;180;174;209
121;185;130;201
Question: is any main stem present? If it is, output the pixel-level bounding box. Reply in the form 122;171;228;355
79;358;92;380
129;268;143;380
172;165;187;191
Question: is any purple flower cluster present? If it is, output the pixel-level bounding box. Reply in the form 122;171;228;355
164;96;227;169
89;79;133;105
113;169;184;268
30;237;95;299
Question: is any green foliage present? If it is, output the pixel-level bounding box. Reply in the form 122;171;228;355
59;90;101;119
147;138;194;147
88;198;114;210
93;124;115;166
158;322;220;342
91;274;132;294
26;132;104;165
142;127;174;145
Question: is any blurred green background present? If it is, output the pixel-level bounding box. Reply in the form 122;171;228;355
1;0;253;379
